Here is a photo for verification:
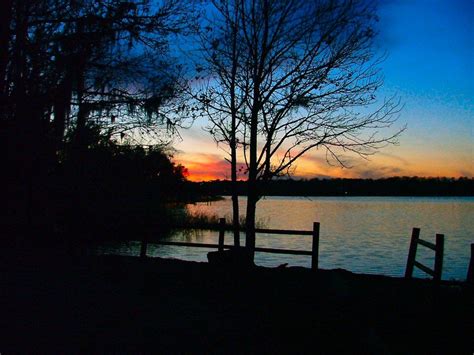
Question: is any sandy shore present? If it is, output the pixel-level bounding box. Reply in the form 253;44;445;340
1;250;472;353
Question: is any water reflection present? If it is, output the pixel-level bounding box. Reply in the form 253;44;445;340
96;196;474;280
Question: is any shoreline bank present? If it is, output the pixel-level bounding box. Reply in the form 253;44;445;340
1;251;472;353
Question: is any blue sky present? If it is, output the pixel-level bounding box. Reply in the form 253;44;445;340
175;0;473;180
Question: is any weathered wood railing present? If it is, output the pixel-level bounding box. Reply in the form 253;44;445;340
139;222;464;281
141;218;320;270
467;243;474;285
405;227;444;282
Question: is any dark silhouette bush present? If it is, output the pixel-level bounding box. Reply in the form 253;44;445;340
44;124;189;244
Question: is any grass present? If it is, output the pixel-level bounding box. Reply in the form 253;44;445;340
170;210;267;231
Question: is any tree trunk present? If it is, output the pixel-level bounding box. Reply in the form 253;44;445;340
231;145;240;246
229;3;240;247
52;75;72;153
74;62;87;148
11;0;34;239
72;18;89;156
245;181;257;259
0;0;12;99
245;83;260;261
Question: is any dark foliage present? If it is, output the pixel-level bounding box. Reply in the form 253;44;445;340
0;0;191;246
55;124;189;244
2;121;189;247
187;177;474;197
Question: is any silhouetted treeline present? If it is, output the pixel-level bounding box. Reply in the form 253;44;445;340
0;0;191;246
186;177;474;197
56;125;189;243
2;123;189;246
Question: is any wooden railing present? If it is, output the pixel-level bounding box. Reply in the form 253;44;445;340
138;221;466;281
141;218;320;270
467;243;474;285
405;227;444;282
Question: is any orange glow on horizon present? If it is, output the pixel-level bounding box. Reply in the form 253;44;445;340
177;153;231;182
175;150;473;182
187;173;223;182
174;112;473;182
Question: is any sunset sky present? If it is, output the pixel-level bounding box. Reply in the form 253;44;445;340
173;0;473;181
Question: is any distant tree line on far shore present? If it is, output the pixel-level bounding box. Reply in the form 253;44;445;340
186;177;474;197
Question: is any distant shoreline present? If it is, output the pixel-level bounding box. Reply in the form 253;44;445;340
213;194;474;198
184;177;474;198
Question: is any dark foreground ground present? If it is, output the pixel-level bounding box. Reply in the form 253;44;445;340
1;249;472;354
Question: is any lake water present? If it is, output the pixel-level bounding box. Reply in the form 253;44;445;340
96;196;473;281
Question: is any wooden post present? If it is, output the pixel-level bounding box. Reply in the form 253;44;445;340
405;227;420;279
433;234;444;283
218;218;225;252
311;222;320;271
467;243;474;284
140;234;148;258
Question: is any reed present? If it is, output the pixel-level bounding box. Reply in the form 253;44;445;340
170;210;267;231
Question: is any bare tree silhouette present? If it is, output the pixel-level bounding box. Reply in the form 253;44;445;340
196;0;403;260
